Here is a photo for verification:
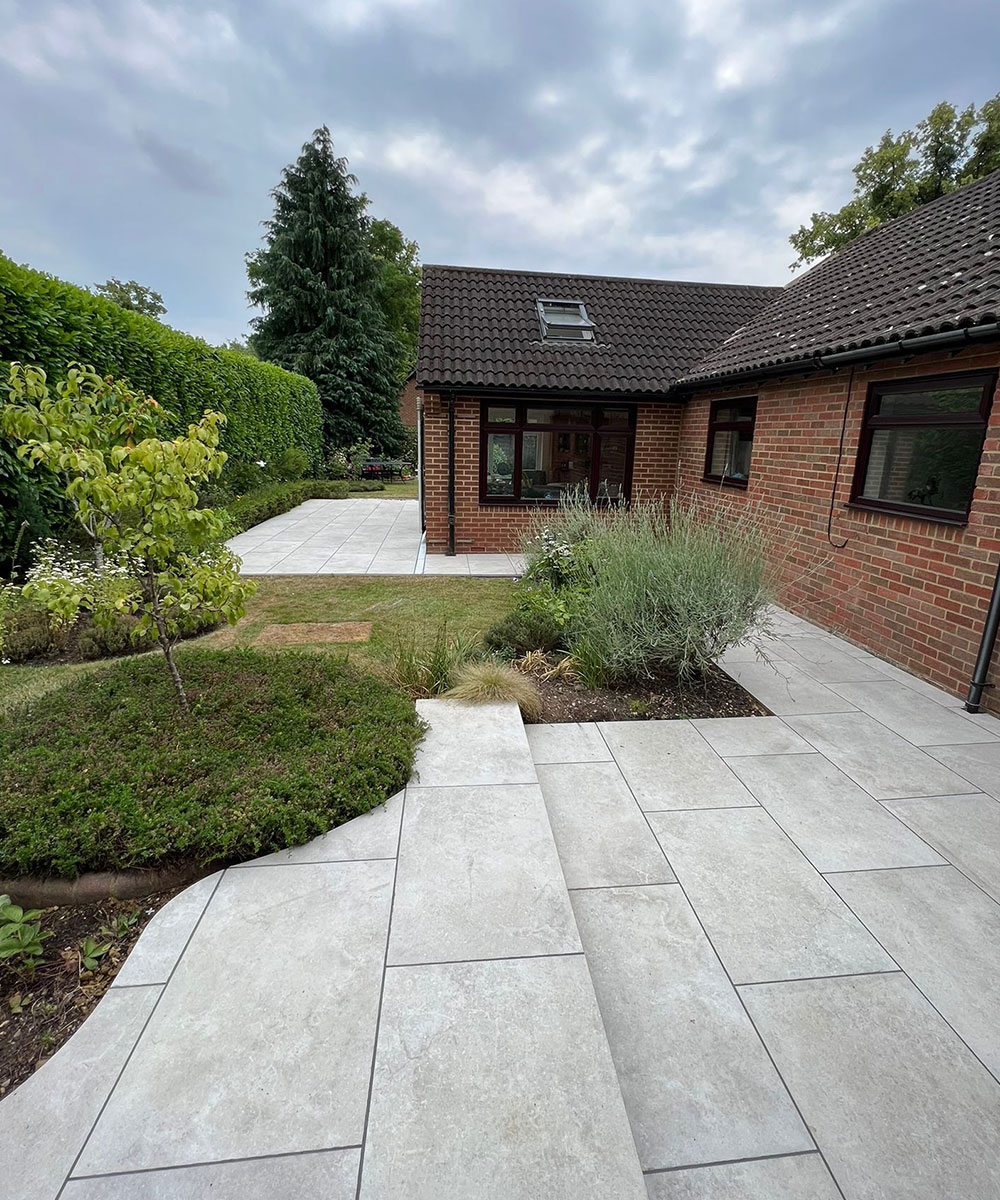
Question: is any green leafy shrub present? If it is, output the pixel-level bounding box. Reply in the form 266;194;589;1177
445;662;542;720
0;894;53;969
0;252;322;471
0;649;422;878
273;446;310;481
225;480;351;533
483;605;564;656
349;480;386;493
532;496;772;686
223;459;273;496
0;597;52;662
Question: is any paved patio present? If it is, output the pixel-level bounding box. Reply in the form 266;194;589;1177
6;613;1000;1197
226;498;524;576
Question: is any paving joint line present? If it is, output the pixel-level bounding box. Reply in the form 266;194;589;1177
68;1144;363;1182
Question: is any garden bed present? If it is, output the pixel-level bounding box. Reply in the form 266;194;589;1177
526;661;768;723
0;889;177;1099
0;647;421;880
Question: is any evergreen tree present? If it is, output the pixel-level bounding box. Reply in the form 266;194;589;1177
790;94;1000;267
247;128;405;453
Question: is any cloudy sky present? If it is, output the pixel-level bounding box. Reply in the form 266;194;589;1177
1;0;997;344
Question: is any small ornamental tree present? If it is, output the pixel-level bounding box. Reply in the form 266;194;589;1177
2;363;256;710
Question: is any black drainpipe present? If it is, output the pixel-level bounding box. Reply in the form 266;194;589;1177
446;393;456;556
966;558;1000;712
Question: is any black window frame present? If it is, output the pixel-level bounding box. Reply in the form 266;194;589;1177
848;370;997;525
479;401;635;505
703;396;758;488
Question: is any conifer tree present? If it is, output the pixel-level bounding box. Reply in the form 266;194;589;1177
247;128;405;453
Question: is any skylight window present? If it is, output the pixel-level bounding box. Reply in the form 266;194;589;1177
537;298;596;342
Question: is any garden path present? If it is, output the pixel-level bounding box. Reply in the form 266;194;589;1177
226;498;525;576
7;609;1000;1197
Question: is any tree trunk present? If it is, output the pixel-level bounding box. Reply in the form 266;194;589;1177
93;540;105;571
159;634;189;712
146;564;188;712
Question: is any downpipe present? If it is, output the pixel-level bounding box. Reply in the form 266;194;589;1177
965;557;1000;712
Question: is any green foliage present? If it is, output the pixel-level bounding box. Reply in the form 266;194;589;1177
369;218;421;379
381;624;480;698
0;649;422;878
247;127;406;454
225;479;351;534
0;251;322;471
483;605;564;656
398;425;418;468
92;278;166;319
790;93;1000;265
272;446;310;481
324;439;373;480
445;662;542;721
3;364;256;708
519;496;772;686
0;894;53;969
78;937;112;971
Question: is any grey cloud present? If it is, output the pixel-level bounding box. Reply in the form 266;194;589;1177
136;129;228;197
0;0;997;344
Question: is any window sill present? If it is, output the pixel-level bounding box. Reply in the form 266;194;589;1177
844;501;968;528
701;476;749;489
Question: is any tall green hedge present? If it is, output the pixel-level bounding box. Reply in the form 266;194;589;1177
0;253;322;465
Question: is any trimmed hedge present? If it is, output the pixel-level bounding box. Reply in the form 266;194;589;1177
227;481;346;532
0;649;422;878
0;253;323;466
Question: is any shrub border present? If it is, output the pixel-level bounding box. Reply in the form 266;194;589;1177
225;478;385;534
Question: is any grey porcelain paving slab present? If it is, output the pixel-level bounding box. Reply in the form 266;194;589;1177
867;657;966;707
742;973;1000;1199
234;791;403;867
526;721;613;764
648;808;893;983
389;784;579;964
691;717;812;757
75;861;393;1175
64;1149;360;1199
826;679;997;746
778;638;890;684
537;763;674;889
572;886;810;1172
360;956;647;1199
927;739;1000;797
644;1153;840;1199
112;873;220;987
2;985;160;1200
883;793;1000;901
411;699;536;786
784;712;973;799
729;753;945;872
600;721;756;811
829;865;1000;1076
721;660;853;716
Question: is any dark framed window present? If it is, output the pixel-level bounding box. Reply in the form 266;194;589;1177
849;371;996;524
480;402;635;504
704;397;757;486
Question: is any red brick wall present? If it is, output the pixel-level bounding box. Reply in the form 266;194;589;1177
675;346;1000;707
398;377;420;429
422;395;682;553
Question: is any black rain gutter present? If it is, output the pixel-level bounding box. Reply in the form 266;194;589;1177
966;558;1000;712
677;321;1000;392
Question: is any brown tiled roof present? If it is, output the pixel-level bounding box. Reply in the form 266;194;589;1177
417;265;782;395
684;169;1000;384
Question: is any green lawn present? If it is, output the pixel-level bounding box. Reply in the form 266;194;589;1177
0;576;514;713
377;479;418;498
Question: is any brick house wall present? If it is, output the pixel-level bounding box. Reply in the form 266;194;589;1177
398;377;420;429
421;394;683;553
675;345;1000;707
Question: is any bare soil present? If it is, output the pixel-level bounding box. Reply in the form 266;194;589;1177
0;891;177;1099
527;663;769;723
